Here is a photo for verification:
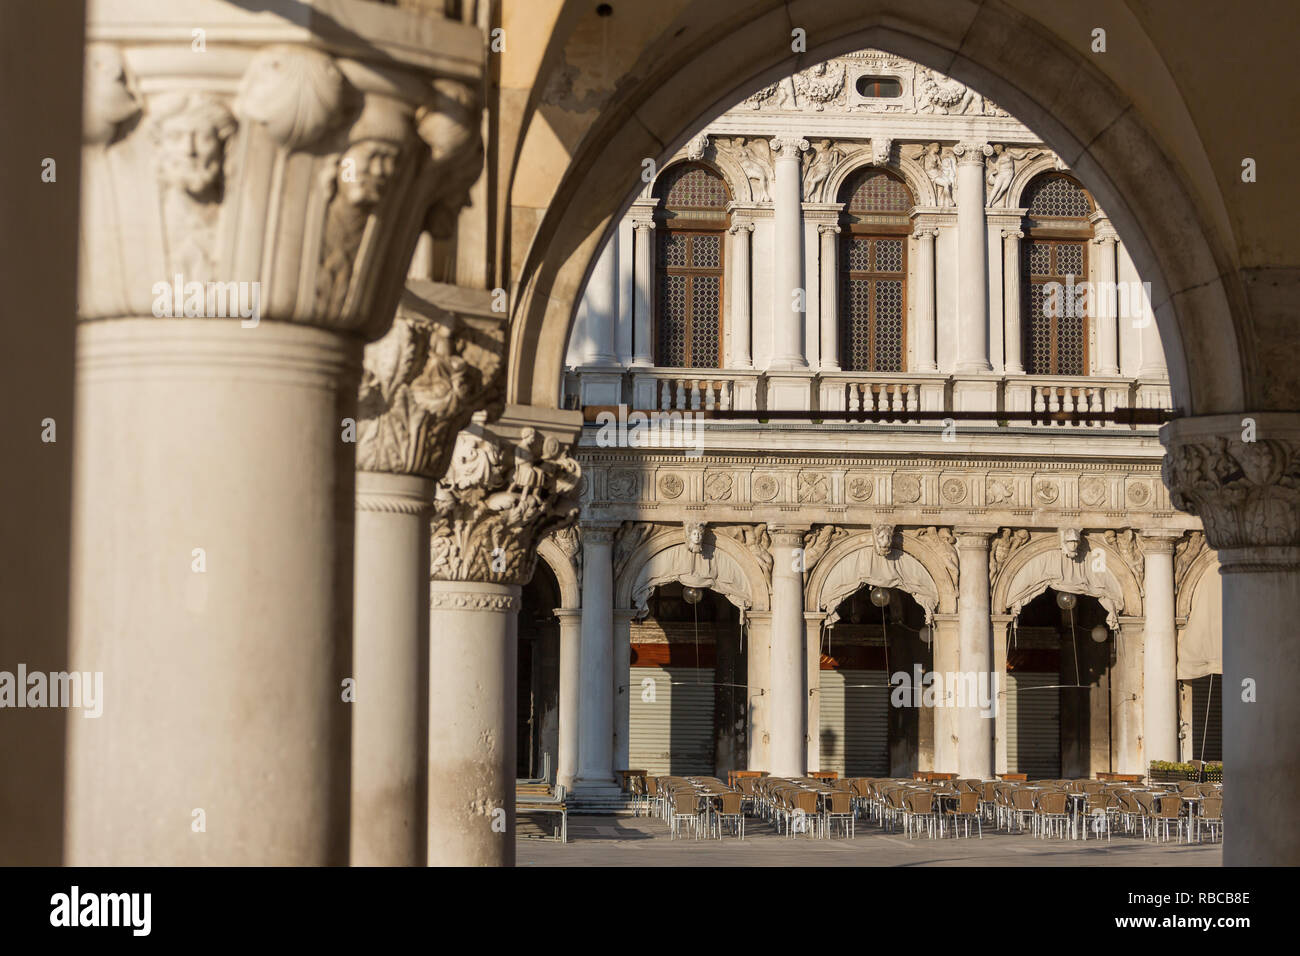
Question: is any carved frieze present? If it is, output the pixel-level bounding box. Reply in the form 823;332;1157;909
798;472;828;503
893;474;922;504
753;474;781;502
989;527;1031;587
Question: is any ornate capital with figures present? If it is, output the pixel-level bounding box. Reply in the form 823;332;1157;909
1161;413;1300;571
357;282;505;479
429;408;582;585
80;2;483;340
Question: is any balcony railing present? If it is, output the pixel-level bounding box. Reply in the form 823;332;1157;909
564;365;1172;429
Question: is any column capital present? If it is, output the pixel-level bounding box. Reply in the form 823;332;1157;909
581;521;621;544
430;406;582;585
954;529;994;548
728;219;756;235
952;141;993;165
1138;529;1182;554
357;286;506;479
428;580;521;614
1161;412;1300;571
631;216;657;232
817;223;842;236
770;526;811;548
1001;228;1024;241
769;136;810;160
80;6;483;340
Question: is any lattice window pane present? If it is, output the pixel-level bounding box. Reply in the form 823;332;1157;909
1055;242;1084;277
1025;176;1092;217
842;277;872;371
874;279;903;372
874;238;903;273
658;273;687;367
1027;241;1051;276
661;165;729;208
689;275;720;367
847;238;871;270
660;232;688;267
1027;282;1052;375
691;234;721;268
1058;313;1084;375
846;170;912;212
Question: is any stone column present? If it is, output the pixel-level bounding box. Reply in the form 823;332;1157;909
585;232;621;366
613;609;634;775
769;528;808;775
931;614;961;772
1092;221;1120;375
953;143;993;373
555;609;582;791
65;6;483;866
911;223;939;372
729;219;755;368
805;613;825;771
575;523;620;795
1002;229;1025;374
631;216;656;366
1141;530;1180;764
991;615;1012;774
426;409;582;866
746;612;773;771
769;137;810;370
955;531;994;778
1162;413;1300;864
350;301;503;867
1111;618;1145;774
817;224;841;371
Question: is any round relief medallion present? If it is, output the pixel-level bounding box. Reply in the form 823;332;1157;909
607;470;639;499
941;478;967;504
1080;477;1107;508
753;474;779;502
1127;482;1152;506
847;476;873;502
1034;480;1059;504
658;473;684;499
894;474;921;504
704;472;733;501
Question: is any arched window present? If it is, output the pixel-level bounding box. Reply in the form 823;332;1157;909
654;164;730;368
837;168;913;372
1022;173;1095;376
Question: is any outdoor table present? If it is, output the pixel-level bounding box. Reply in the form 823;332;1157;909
1064;792;1088;839
808;771;838;780
616;769;648;793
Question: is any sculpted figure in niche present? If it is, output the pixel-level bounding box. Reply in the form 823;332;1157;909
922;143;957;206
735;139;772;203
802;140;845;202
317;101;409;315
151;93;237;279
677;520;720;588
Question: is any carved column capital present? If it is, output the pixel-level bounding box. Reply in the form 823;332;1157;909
429;407;582;586
769;136;810;161
952;141;993;165
728;220;755;235
631;217;657;233
817;223;842;237
581;523;620;545
770;526;810;549
356;283;505;479
1161;413;1300;571
81;3;483;341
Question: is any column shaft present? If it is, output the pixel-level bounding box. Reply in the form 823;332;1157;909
67;320;358;865
587;232;620;366
1094;234;1119;374
1142;536;1179;763
632;220;655;366
350;471;432;866
769;531;806;775
746;613;772;771
818;225;840;371
555;609;582;791
427;581;519;866
955;531;994;777
730;221;754;368
913;226;938;372
1111;623;1145;774
575;527;618;793
955;145;991;373
769;138;808;370
1002;230;1024;373
931;618;960;772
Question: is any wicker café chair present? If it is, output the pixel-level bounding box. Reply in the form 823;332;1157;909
1200;796;1223;843
1154;793;1188;843
670;791;704;840
716;790;745;840
1035;790;1070;839
903;790;937;839
824;790;855;839
943;790;983;838
1009;787;1037;834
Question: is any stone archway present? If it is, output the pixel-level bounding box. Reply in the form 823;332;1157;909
508;3;1250;417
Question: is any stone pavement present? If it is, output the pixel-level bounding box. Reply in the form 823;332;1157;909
517;814;1223;866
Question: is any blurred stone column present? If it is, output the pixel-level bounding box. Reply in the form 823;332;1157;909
1162;413;1300;865
66;2;483;865
426;407;581;866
